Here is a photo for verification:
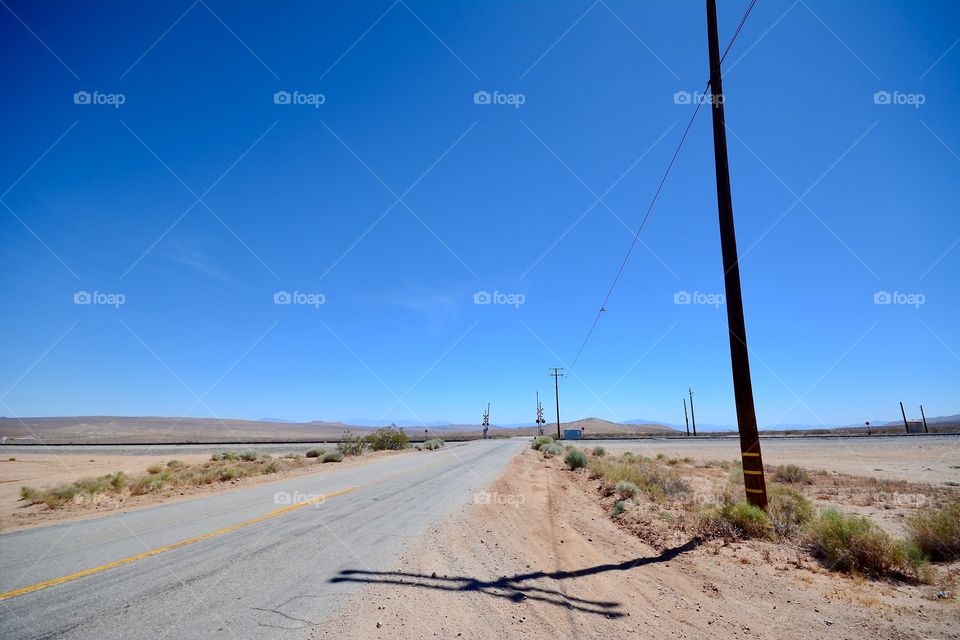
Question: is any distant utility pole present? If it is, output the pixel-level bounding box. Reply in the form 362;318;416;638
706;0;766;509
549;368;564;440
900;401;909;433
688;387;697;436
482;403;490;439
683;398;690;436
536;392;546;436
920;405;929;434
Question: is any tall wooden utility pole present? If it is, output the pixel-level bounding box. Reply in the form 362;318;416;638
900;401;909;433
549;368;564;439
683;398;690;436
688;387;697;436
706;0;767;509
920;405;929;433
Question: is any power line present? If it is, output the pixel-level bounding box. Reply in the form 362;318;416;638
568;0;759;372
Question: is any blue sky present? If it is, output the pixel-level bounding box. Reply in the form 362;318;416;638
1;0;958;429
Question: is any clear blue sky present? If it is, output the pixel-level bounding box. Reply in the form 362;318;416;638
1;0;958;429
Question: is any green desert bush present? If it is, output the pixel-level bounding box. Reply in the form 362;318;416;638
531;435;554;451
590;458;690;501
75;476;112;495
211;451;240;462
239;450;258;462
366;425;409;451
322;451;344;463
43;484;79;508
217;467;239;482
592;446;606;457
423;438;445;450
129;472;171;495
542;442;564;457
806;510;928;579
305;448;325;458
906;501;960;561
146;464;164;475
109;471;126;489
772;464;813;484
564;448;588;470
767;484;813;529
166;460;183;468
613;500;626;516
337;431;367;456
19;486;40;503
701;500;773;540
616;481;641;498
767;485;814;537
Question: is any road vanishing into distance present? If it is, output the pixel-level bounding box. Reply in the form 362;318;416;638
0;439;524;639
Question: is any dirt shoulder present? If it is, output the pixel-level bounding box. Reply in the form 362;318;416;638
315;449;958;640
0;449;410;533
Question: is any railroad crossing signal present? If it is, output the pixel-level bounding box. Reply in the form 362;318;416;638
535;392;546;436
482;403;490;439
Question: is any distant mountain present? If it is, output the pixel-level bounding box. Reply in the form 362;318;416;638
344;418;455;428
258;417;296;423
625;418;733;432
2;413;954;445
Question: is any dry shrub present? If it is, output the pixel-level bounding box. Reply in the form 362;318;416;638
806;510;929;581
767;485;814;537
907;501;960;562
700;500;773;540
772;464;813;484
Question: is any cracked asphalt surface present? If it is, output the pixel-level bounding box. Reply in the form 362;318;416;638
0;439;523;639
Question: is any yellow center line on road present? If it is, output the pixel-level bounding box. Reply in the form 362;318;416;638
0;442;490;603
0;486;358;602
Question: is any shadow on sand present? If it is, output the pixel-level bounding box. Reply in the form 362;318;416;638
330;539;699;617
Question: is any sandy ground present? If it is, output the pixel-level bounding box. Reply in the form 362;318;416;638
588;435;960;486
0;449;411;533
317;449;958;640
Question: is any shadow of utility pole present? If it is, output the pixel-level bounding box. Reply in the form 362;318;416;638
330;539;699;618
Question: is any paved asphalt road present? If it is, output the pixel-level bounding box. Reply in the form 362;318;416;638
0;439;524;639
